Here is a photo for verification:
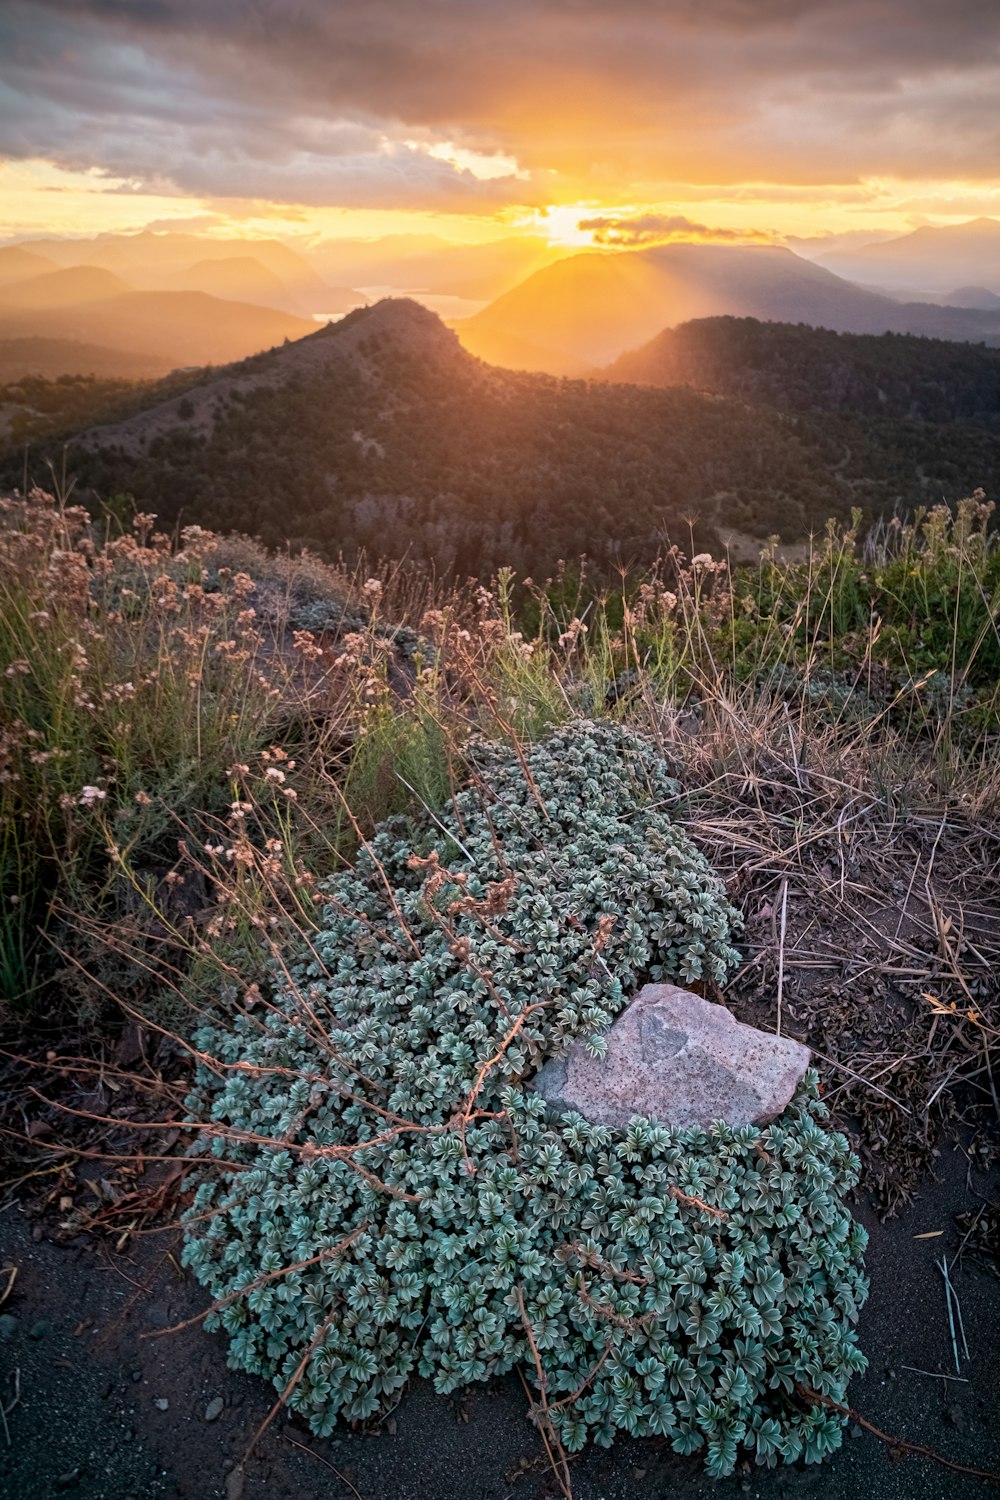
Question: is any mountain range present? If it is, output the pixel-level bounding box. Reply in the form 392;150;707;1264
9;231;352;314
7;299;999;577
3;219;1000;385
817;217;1000;296
0;274;316;373
454;240;1000;373
0;232;363;380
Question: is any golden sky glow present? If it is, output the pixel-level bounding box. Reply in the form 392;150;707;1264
2;2;999;252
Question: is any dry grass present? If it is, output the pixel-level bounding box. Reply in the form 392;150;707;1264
1;484;997;1205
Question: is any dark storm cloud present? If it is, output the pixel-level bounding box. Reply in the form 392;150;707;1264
1;0;999;208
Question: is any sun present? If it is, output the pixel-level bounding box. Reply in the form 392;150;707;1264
527;204;601;248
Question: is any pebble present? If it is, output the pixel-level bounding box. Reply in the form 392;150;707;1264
205;1397;225;1422
28;1318;52;1340
154;1397;169;1411
947;1404;968;1433
131;1370;143;1383
0;1314;18;1340
850;1423;864;1439
54;1470;81;1490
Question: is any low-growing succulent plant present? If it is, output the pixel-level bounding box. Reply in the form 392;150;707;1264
183;721;867;1476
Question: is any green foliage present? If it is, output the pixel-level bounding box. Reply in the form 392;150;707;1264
183;722;867;1475
730;499;1000;709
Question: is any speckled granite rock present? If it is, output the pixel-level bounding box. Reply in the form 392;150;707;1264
532;983;810;1129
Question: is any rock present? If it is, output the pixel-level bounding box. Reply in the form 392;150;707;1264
154;1397;169;1411
27;1318;52;1340
205;1397;224;1422
0;1314;18;1340
532;984;810;1130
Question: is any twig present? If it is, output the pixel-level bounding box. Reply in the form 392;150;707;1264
669;1185;728;1220
0;1264;17;1308
236;1307;339;1476
797;1384;1000;1485
453;1004;547;1172
516;1289;573;1500
284;1434;366;1499
394;772;474;862
899;1365;968;1383
557;1241;649;1284
1;1367;20;1446
144;1224;366;1339
796;1046;913;1116
547;1345;613;1414
775;877;788;1037
938;1256;961;1374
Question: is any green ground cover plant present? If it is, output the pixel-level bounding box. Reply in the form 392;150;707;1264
181;723;867;1477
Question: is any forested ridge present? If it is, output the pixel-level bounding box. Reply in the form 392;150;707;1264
3;303;998;575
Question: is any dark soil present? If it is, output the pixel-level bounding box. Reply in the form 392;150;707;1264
1;1142;998;1500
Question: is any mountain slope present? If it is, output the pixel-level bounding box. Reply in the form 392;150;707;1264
0;290;315;372
603;316;1000;423
819;217;1000;294
12;231;338;313
942;287;1000;310
0;266;132;309
0;338;172;382
156;256;305;312
0;247;57;287
457;243;1000;371
600;316;1000;542
12;300;999;579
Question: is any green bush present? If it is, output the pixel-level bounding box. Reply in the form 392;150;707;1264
183;723;867;1475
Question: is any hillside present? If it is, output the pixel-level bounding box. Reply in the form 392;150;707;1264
602;316;1000;528
0;266;132;310
0;338;172;383
604;316;1000;424
457;243;1000;371
819;217;1000;294
0;246;56;287
9;299;1000;578
0;289;316;373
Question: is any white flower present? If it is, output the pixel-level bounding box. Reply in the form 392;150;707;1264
79;785;106;806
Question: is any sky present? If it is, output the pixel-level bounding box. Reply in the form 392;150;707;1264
1;0;999;249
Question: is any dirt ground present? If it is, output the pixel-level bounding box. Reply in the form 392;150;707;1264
1;1136;997;1500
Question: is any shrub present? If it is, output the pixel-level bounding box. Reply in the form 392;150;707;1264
182;722;867;1476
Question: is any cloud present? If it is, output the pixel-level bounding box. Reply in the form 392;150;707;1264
578;214;773;246
1;1;998;215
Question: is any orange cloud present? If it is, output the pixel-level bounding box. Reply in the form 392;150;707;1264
577;214;773;247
